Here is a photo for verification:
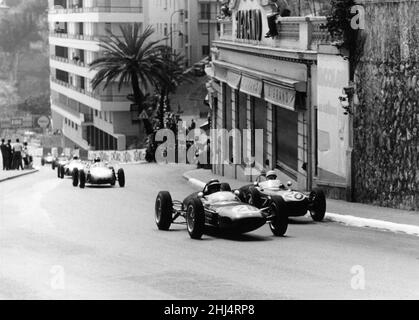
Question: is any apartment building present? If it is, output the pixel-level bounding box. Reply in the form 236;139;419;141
48;0;149;151
148;0;221;66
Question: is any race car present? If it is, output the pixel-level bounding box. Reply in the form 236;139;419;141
72;158;125;188
57;156;85;179
41;153;57;169
155;179;289;240
238;171;326;222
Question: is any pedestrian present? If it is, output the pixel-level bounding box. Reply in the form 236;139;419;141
190;119;196;131
1;139;7;170
5;139;12;170
12;139;23;170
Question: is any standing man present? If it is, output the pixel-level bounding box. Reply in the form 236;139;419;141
0;139;7;170
12;138;23;170
5;139;12;170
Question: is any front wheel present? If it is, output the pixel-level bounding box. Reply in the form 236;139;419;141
117;168;125;187
57;165;61;178
79;170;86;189
155;191;173;231
41;159;45;166
309;189;326;222
72;168;79;187
269;198;288;237
186;198;205;240
52;162;56;170
60;165;65;179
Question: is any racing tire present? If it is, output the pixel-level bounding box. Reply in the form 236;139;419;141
41;159;45;166
220;183;231;192
309;189;326;222
186;198;205;240
246;187;261;208
60;165;65;179
57;165;61;178
117;168;125;187
52;161;56;170
79;170;86;189
268;198;288;237
72;168;79;187
155;191;173;231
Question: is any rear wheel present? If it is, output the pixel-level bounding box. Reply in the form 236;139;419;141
57;165;61;178
309;189;326;222
269;198;288;237
41;159;45;166
79;170;86;189
155;191;173;231
52;162;56;170
186;198;205;240
117;168;125;187
60;166;65;179
72;168;79;187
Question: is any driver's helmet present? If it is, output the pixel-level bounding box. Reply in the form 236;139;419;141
205;179;221;195
266;170;277;180
94;156;101;163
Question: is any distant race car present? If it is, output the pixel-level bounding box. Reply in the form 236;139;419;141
57;158;85;179
238;171;326;222
155;179;289;240
72;159;125;189
41;153;57;169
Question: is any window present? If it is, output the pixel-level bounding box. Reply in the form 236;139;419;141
200;3;211;19
95;110;98;117
104;111;107;122
202;45;210;56
275;106;298;173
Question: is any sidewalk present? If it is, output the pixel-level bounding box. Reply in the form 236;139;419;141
183;168;419;237
0;168;39;183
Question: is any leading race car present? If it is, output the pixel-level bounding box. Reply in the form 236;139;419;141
72;157;125;189
57;156;85;179
238;171;326;222
155;179;289;240
41;153;57;169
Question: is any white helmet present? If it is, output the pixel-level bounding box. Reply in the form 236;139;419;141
266;170;277;180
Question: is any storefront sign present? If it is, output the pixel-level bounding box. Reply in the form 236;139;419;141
236;9;262;41
226;71;241;89
240;75;263;98
264;82;296;111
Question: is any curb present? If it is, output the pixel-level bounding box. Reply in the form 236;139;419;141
0;169;39;183
182;172;419;237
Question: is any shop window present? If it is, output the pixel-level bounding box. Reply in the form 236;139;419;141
275;106;298;173
252;97;267;168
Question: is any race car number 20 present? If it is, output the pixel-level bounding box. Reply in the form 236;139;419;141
208;304;255;317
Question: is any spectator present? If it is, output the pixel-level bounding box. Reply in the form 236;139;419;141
6;139;12;170
1;139;7;170
12;139;23;170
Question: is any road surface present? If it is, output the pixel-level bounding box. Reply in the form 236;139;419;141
0;163;418;299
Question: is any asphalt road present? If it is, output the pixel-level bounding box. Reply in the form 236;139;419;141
0;163;418;300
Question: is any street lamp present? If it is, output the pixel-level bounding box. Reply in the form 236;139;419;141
170;9;184;53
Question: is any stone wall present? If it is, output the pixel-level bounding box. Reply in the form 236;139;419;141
353;0;419;210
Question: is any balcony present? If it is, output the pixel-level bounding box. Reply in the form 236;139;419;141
218;16;331;52
50;77;132;112
49;6;143;14
50;55;86;68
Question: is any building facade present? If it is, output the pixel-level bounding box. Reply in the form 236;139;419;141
206;0;352;195
148;0;221;66
48;0;149;151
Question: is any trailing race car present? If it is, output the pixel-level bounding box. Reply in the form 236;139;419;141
41;153;57;169
155;179;289;240
72;157;125;188
238;171;326;222
57;156;85;179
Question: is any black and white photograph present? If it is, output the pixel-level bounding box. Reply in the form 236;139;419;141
0;0;418;308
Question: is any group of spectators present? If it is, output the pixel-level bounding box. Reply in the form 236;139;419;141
0;138;31;171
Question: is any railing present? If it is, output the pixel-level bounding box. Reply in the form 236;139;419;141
49;6;143;14
49;31;125;43
50;55;87;68
50;77;128;102
218;16;331;51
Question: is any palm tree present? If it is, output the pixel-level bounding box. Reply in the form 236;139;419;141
89;24;165;119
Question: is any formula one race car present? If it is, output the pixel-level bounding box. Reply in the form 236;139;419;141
238;171;326;222
155;179;288;240
41;153;57;169
57;156;85;179
72;158;125;188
